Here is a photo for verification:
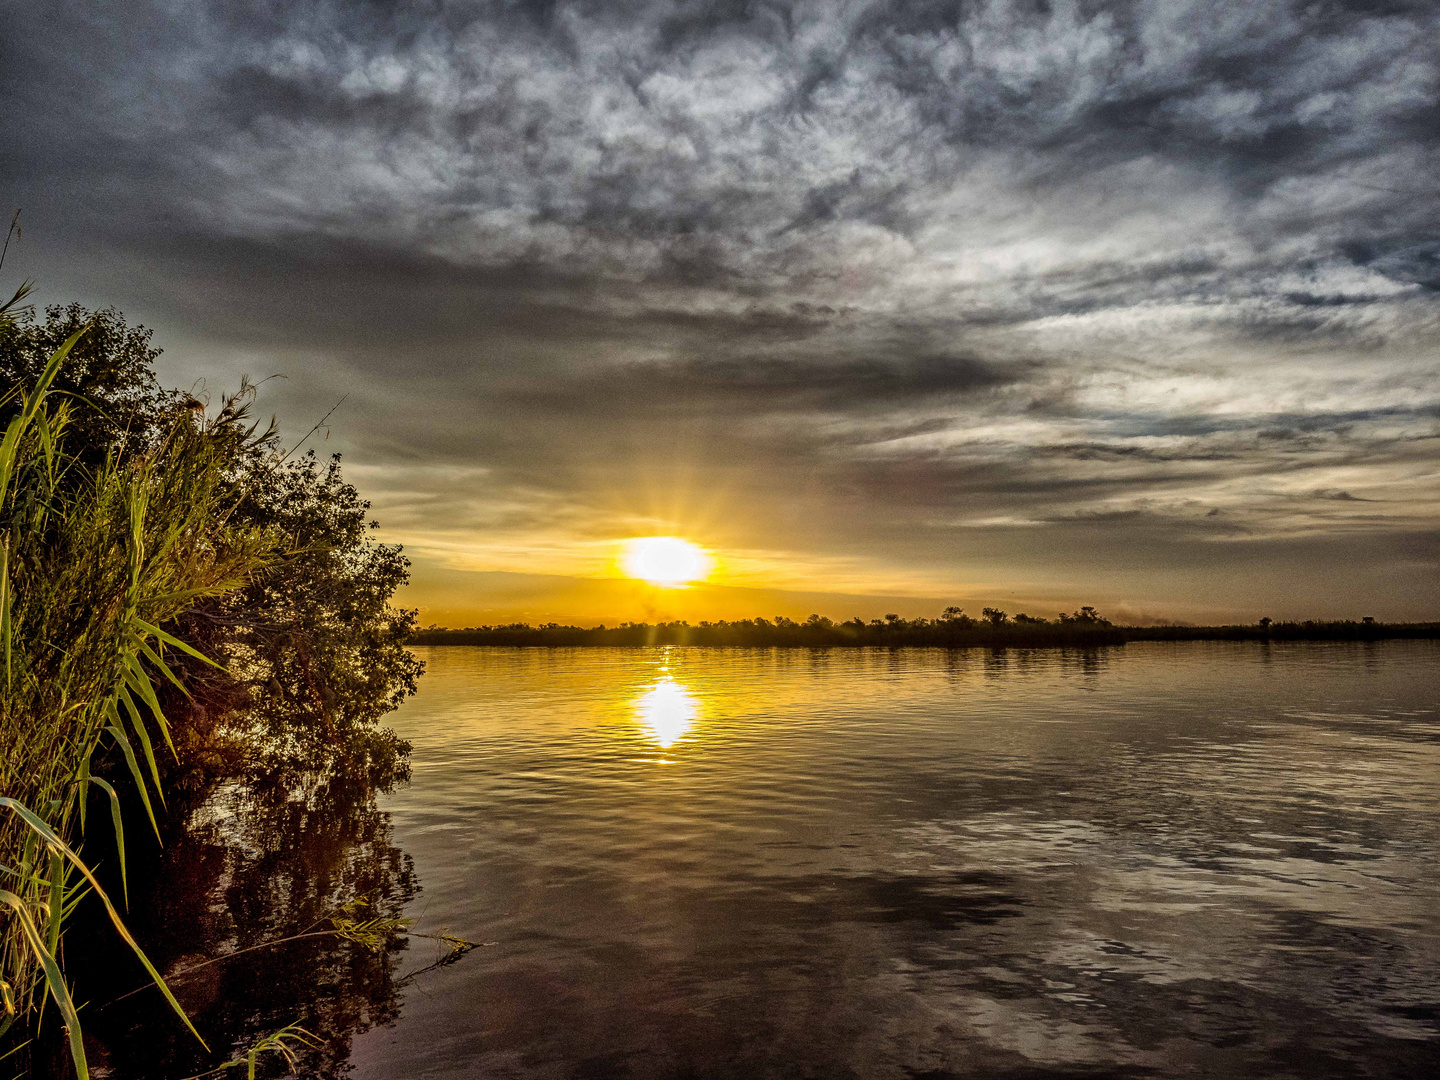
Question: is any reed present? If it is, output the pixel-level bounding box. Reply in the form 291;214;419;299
0;285;272;1077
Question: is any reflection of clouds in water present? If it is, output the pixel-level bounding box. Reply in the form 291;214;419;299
635;677;699;749
356;645;1440;1077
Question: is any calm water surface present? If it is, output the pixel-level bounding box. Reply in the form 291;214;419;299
339;642;1440;1079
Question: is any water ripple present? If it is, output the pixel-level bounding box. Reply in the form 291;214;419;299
352;641;1440;1079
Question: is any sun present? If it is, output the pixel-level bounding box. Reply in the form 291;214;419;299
622;536;712;587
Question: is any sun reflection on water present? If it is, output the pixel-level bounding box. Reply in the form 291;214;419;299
635;676;700;748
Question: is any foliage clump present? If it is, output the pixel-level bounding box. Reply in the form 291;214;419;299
204;450;421;789
0;302;177;460
0;301;422;794
0;290;421;1074
0;294;259;1074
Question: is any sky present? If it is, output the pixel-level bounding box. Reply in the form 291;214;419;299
3;0;1439;625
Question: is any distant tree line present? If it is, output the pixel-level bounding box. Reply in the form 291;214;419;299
413;607;1127;647
412;609;1440;648
1122;619;1440;642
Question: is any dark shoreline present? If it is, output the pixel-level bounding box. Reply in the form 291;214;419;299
410;620;1440;648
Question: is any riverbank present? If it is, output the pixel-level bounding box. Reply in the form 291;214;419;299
410;618;1440;648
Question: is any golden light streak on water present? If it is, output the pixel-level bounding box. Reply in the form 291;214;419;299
633;675;700;748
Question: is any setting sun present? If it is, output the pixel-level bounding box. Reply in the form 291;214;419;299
622;536;712;587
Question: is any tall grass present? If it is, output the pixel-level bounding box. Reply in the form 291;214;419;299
0;285;272;1077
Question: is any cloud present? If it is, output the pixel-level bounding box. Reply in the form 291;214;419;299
2;0;1438;618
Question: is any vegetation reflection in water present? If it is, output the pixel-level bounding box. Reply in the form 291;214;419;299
70;779;425;1080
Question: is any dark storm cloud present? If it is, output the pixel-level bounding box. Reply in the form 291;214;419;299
3;0;1439;614
11;1;1440;286
505;351;1029;417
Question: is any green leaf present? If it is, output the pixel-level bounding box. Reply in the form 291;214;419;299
118;683;165;809
1;534;10;693
0;324;89;506
137;636;189;696
87;776;128;907
77;752;91;832
104;717;159;840
123;653;175;761
45;847;64;956
0;798;207;1052
0;889;88;1080
134;616;223;668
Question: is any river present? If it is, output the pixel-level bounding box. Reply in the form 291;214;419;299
93;641;1439;1078
347;642;1439;1078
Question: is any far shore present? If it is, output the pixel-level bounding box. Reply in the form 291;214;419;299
410;618;1440;648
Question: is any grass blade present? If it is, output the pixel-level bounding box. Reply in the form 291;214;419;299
0;799;208;1051
86;777;128;907
122;654;175;762
104;718;159;840
118;683;165;808
133;617;223;668
0;890;88;1080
